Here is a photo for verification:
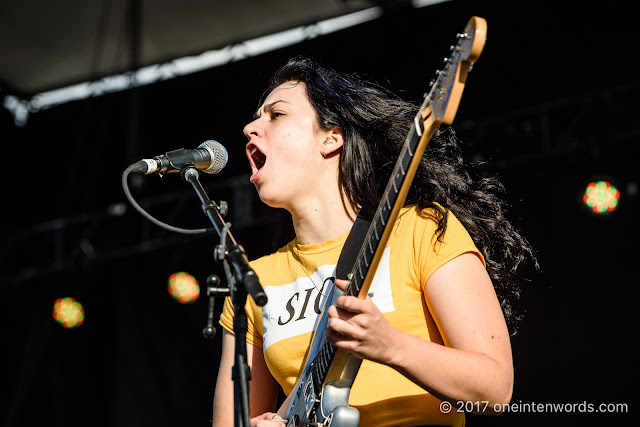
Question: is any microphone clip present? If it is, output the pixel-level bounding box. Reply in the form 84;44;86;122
157;148;194;176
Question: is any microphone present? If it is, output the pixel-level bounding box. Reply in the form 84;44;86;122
130;140;228;175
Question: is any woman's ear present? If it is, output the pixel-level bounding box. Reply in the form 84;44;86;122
321;128;344;157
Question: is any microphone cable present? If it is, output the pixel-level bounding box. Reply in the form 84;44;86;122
121;164;214;235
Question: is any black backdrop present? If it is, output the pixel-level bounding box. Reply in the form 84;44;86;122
3;1;637;426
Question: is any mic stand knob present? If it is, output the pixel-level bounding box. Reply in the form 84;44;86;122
201;274;230;340
217;200;228;217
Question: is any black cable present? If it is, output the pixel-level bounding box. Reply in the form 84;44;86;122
121;165;212;235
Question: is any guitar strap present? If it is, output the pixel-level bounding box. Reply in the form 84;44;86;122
335;212;371;281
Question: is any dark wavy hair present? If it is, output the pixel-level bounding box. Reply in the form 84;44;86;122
261;57;538;334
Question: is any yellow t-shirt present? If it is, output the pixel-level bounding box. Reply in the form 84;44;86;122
219;205;483;426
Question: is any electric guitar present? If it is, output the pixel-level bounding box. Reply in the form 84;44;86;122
283;16;487;427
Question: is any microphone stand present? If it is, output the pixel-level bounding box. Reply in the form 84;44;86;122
180;165;267;427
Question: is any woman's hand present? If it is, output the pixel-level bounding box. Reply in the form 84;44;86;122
324;279;400;365
250;412;287;426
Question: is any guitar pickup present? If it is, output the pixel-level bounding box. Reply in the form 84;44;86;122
303;375;317;416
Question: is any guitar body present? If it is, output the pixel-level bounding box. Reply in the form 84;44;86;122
283;16;487;426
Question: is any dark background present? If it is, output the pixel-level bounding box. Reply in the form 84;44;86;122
2;1;637;426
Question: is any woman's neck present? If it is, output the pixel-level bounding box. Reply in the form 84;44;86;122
290;195;358;245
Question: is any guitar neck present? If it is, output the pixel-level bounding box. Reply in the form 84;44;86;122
346;119;436;299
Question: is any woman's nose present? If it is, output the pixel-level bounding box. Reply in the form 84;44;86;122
243;118;262;140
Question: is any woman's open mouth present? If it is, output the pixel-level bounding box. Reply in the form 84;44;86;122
247;144;266;181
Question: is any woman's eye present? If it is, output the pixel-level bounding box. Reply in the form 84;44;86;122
271;111;283;119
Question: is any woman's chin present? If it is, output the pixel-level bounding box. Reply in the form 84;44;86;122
257;191;286;210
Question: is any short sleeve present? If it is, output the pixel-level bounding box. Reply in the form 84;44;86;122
415;208;485;289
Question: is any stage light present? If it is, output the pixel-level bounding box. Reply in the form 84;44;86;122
583;180;620;214
168;272;200;304
52;297;85;329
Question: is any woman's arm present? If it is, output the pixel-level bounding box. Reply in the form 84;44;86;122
326;253;513;414
212;329;281;426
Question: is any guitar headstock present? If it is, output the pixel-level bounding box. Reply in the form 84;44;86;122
421;16;487;126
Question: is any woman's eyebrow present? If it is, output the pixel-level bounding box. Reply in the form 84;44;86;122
254;100;290;119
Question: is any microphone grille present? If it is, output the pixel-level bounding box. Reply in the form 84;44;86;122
199;140;228;174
